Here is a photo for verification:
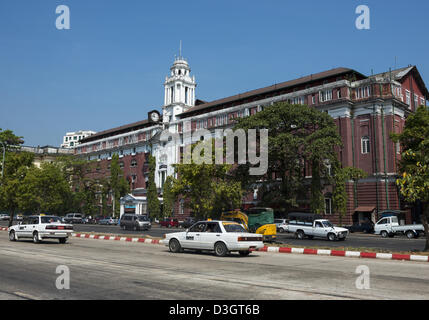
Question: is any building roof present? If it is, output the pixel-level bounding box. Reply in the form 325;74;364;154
180;67;366;118
80;119;152;144
371;65;429;97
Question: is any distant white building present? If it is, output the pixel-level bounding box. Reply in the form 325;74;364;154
61;130;96;148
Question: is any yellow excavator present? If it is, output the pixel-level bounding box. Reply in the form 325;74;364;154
221;208;276;242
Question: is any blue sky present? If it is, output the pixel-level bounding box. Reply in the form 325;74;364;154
1;0;428;147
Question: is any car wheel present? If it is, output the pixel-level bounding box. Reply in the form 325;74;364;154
406;231;415;239
214;242;228;257
122;225;126;230
239;251;251;257
327;233;337;241
33;232;40;244
133;225;138;231
296;230;305;240
279;228;285;233
59;238;67;244
169;239;182;253
381;231;388;238
9;230;16;242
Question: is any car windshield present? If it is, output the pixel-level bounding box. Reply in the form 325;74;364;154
137;216;148;221
41;216;62;224
223;223;246;233
322;221;333;228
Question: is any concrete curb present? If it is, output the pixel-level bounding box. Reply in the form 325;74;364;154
72;233;161;245
254;246;429;262
1;229;428;263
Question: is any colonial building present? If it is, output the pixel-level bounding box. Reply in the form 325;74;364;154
74;56;428;225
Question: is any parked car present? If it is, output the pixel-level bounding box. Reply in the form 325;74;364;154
94;216;107;224
98;217;116;225
160;218;179;228
8;215;73;243
374;216;425;239
345;221;374;234
64;213;84;224
180;217;197;229
274;218;289;233
0;214;10;221
161;220;264;257
287;212;349;241
120;214;151;231
84;216;96;224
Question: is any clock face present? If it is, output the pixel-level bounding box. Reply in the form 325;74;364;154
151;112;159;122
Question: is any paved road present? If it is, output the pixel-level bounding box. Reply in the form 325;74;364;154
1;221;426;252
0;232;428;300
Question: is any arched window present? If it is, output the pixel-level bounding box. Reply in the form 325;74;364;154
361;136;370;154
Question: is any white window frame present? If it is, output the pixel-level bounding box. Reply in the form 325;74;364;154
356;86;371;99
406;90;411;105
361;136;370;154
319;90;333;102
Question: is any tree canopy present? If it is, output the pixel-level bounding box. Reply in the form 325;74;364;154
233;102;343;212
391;105;429;251
172;139;243;219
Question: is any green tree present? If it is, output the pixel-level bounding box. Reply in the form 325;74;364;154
147;154;161;219
172;140;243;219
56;155;100;216
332;166;367;226
233;102;342;212
109;154;130;217
162;175;175;217
0;130;29;227
17;162;71;215
391;106;429;251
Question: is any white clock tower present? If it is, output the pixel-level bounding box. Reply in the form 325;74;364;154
163;55;196;123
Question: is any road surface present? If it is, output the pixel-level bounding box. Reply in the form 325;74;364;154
0;232;428;300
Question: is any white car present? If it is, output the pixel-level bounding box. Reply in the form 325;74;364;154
274;219;289;233
288;219;349;241
0;214;10;221
161;220;264;257
374;216;425;239
9;215;73;244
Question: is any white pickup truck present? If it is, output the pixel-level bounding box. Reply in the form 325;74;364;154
288;219;349;241
374;216;425;239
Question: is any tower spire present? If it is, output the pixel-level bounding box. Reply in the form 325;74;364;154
179;40;182;59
